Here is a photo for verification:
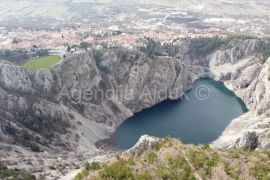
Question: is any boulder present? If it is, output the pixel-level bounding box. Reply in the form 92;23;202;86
238;131;258;150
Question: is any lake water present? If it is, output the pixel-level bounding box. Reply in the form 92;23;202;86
113;79;248;149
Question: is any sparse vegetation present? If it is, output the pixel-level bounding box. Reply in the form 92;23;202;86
86;162;101;171
250;163;270;179
202;144;210;150
74;169;89;180
78;137;270;180
73;162;98;180
186;36;225;57
0;162;35;180
18;116;69;141
134;171;152;180
139;38;163;58
188;148;219;178
224;162;240;180
99;159;133;179
154;136;171;151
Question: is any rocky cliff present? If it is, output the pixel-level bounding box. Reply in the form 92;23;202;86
1;38;270;153
1;37;270;179
0;45;201;153
209;39;270;150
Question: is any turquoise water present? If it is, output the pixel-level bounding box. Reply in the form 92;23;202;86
113;79;248;150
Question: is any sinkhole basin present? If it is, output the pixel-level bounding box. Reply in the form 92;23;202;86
113;79;248;150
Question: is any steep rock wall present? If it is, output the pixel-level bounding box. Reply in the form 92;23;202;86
0;38;270;153
210;39;270;149
0;49;198;152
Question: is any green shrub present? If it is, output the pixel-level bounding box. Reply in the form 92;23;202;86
99;160;133;179
202;144;210;150
147;151;157;163
89;162;101;171
154;136;171;151
74;169;89;180
227;148;240;158
170;155;195;180
2;123;17;135
156;166;179;179
250;162;270;179
224;163;239;180
134;171;152;180
127;158;135;166
84;162;90;171
30;142;41;152
188;149;219;177
74;161;101;180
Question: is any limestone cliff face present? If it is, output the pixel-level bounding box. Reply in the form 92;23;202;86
213;39;261;66
210;39;270;150
0;49;195;152
53;51;194;129
0;38;270;153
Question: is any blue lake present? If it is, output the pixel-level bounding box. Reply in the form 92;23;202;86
113;79;248;149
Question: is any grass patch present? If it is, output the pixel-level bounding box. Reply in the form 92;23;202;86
22;55;61;71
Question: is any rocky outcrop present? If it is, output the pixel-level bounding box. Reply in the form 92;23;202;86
210;39;270;150
237;131;258;150
123;135;159;156
213;39;261;66
0;63;33;94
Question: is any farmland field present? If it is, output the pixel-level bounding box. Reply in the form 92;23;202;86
22;55;61;71
0;0;269;23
